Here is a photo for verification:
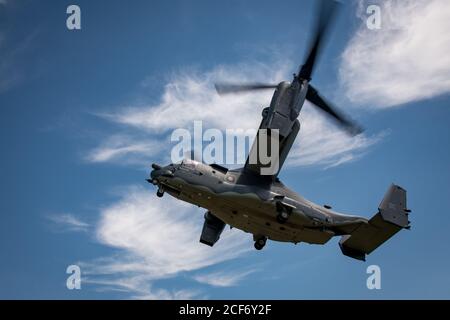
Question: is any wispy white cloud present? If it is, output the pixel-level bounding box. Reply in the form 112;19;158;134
101;63;285;132
89;61;378;168
292;105;389;168
340;0;450;108
83;274;201;300
289;105;383;168
85;134;163;166
79;186;251;299
192;269;257;287
0;31;38;94
47;213;90;232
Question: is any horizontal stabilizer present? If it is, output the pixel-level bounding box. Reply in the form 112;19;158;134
339;184;410;261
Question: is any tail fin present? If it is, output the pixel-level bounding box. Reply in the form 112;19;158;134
339;184;411;261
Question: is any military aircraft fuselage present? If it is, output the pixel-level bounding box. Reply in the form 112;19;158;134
150;159;367;245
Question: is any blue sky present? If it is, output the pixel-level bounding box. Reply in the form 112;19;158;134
1;0;450;299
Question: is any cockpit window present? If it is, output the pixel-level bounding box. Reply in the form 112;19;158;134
181;158;197;169
210;163;228;174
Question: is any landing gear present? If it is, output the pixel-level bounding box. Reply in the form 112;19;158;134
276;201;291;224
254;236;267;250
156;187;164;198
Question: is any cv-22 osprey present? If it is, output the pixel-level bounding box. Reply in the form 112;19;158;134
148;1;410;261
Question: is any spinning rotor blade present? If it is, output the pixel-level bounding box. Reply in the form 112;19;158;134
306;85;363;136
298;0;340;80
215;83;277;95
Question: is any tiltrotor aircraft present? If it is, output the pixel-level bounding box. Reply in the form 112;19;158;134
148;0;410;261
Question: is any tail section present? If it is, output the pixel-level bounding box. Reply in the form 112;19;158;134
339;184;411;261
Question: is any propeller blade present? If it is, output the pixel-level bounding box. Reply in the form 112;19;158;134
306;85;363;136
215;83;277;95
298;0;340;80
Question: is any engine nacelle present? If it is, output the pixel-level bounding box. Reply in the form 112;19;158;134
199;211;226;247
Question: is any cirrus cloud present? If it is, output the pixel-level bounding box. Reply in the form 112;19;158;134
340;0;450;108
89;61;379;169
46;213;90;233
78;186;253;299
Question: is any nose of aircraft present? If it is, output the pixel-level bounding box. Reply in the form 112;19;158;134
150;163;174;184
